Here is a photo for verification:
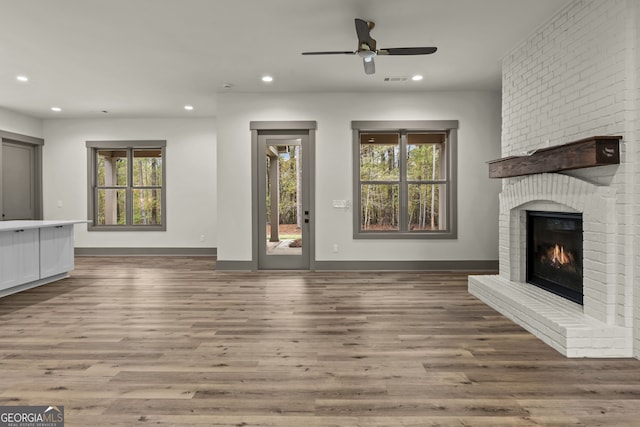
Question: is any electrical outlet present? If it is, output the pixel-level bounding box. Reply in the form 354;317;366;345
332;243;339;253
199;234;205;242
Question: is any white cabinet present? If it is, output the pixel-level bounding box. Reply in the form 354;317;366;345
0;220;83;296
0;228;40;291
40;225;74;278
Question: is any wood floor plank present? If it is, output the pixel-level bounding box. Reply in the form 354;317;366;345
0;256;639;426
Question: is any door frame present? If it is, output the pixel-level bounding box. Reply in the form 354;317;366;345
250;121;317;270
0;130;44;221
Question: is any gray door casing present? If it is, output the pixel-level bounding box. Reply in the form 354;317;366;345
0;131;44;221
251;121;317;270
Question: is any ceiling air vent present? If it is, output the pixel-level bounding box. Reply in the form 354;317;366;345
383;77;409;82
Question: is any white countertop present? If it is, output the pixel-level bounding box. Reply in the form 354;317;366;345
0;220;89;232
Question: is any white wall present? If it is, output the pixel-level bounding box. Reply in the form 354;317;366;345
42;118;217;249
217;91;501;263
0;107;43;138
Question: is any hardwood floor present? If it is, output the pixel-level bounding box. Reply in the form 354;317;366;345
1;257;639;426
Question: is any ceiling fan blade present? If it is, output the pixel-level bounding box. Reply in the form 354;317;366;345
301;51;355;55
363;57;375;75
378;47;437;55
355;18;376;50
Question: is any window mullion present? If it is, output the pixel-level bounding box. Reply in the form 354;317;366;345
127;148;133;226
399;131;408;232
92;148;98;224
360;180;399;185
407;180;447;185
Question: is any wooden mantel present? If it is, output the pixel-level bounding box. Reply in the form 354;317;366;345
488;136;621;179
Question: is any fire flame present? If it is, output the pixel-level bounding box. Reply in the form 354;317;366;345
547;244;574;269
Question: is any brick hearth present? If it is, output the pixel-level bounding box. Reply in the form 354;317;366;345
469;173;632;357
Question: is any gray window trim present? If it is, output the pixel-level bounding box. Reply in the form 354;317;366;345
86;140;167;231
352;120;458;240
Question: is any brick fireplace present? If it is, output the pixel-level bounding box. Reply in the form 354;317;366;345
468;0;639;359
469;173;632;357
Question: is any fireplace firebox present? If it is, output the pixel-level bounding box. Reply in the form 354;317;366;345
526;211;583;304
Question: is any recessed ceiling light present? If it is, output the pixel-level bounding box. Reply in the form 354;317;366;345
51;107;62;112
184;105;194;111
261;75;273;83
16;75;29;82
411;75;424;81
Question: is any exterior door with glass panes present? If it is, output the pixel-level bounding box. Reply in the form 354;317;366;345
257;133;310;269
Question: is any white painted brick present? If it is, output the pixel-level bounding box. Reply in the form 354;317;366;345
493;0;639;359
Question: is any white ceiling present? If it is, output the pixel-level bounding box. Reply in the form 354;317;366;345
0;0;570;119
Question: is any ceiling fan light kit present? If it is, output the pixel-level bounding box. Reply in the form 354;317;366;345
302;18;437;75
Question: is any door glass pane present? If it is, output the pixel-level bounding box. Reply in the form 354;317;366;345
408;183;446;231
265;143;302;255
406;133;445;181
133;189;162;225
360;184;399;231
133;149;163;186
360;133;399;180
97;189;126;225
97;150;127;186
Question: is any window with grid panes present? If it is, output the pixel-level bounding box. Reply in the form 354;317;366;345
86;141;166;231
352;121;458;239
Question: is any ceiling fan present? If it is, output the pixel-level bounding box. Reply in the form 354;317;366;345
302;18;437;75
